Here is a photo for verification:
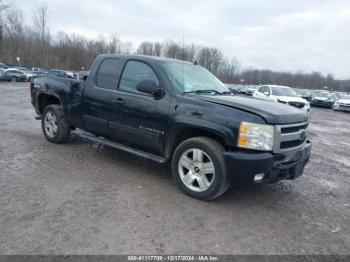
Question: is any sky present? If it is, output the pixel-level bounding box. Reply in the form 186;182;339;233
15;0;350;79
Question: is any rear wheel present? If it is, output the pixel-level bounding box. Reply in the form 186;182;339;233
10;76;17;82
172;137;230;201
42;105;71;143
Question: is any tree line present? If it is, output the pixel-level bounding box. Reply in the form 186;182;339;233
0;1;348;91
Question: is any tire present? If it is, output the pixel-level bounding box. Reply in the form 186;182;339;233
10;76;17;82
171;137;230;201
41;105;71;143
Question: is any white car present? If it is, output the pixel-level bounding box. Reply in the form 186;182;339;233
253;85;310;112
333;94;350;112
20;70;34;81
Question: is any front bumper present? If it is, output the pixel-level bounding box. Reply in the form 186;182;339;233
224;140;311;184
333;104;350;112
310;100;333;108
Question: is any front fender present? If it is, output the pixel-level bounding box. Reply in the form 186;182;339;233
164;116;236;158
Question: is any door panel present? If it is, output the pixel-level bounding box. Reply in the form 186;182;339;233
82;58;123;136
109;60;169;155
82;87;114;136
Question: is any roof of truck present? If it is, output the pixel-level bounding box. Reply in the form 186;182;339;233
97;54;194;65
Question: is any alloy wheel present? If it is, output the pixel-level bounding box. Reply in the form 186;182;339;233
178;148;215;192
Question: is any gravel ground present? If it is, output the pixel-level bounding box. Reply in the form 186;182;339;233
0;82;349;255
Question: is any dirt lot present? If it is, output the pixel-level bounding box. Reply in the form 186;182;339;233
0;82;349;255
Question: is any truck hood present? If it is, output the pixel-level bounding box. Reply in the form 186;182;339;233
197;95;308;124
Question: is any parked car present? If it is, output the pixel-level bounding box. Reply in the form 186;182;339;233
78;71;89;81
32;67;48;74
0;63;9;70
31;67;46;79
246;85;259;96
47;69;73;79
65;71;75;79
294;89;313;101
236;85;249;95
30;54;311;200
333;94;350;112
310;92;337;108
13;66;31;72
253;85;310;112
0;68;27;82
20;70;34;82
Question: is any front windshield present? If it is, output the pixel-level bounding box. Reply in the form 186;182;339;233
271;87;297;97
161;61;230;94
299;90;310;95
315;92;333;98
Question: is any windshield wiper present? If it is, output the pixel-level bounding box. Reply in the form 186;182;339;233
184;89;224;95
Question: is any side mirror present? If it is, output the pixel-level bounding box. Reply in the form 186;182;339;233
136;80;163;97
264;92;270;96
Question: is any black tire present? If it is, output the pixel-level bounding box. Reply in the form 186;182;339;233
10;76;17;82
41;105;71;143
171;137;230;201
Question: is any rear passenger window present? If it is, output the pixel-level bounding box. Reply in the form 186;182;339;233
119;61;159;94
96;59;120;89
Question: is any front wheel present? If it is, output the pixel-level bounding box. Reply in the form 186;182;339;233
42;105;71;143
172;137;230;201
10;76;17;82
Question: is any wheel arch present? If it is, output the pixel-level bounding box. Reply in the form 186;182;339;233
165;123;232;159
37;93;62;114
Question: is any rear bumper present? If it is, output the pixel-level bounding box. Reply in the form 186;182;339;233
224;140;311;184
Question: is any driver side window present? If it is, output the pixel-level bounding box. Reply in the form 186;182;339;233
119;61;159;94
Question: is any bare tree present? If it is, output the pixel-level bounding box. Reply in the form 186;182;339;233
122;41;133;54
33;2;50;67
0;2;347;91
5;8;26;64
137;41;162;56
0;0;10;61
197;47;224;75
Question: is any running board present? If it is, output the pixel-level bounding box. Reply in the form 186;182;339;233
78;131;167;163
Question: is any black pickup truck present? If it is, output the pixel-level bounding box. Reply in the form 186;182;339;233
30;54;311;200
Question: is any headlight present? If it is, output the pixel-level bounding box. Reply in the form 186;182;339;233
237;122;274;151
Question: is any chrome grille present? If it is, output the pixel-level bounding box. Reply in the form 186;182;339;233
273;122;308;153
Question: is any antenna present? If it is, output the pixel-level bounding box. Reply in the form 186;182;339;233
182;35;185;92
